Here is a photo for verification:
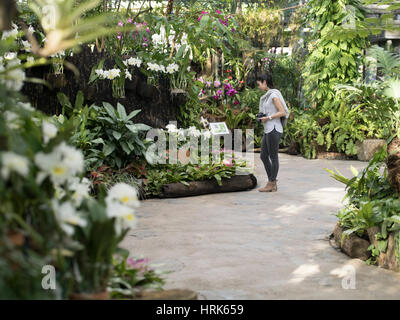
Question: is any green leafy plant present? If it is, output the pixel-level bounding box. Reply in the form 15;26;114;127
108;250;165;299
63;102;152;170
302;0;369;110
325;146;400;244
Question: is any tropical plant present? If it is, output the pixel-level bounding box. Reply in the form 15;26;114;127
325;146;399;240
58;101;152;170
107;250;165;299
302;0;369;110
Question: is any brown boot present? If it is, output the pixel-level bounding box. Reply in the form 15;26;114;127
258;180;277;192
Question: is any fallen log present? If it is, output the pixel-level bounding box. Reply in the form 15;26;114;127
333;223;371;261
160;174;257;198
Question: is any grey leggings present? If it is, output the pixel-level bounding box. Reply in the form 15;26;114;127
260;128;282;182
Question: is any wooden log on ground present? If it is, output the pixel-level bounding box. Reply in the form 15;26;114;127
160;174;257;198
333;223;371;261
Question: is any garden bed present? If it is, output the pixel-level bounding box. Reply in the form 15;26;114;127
158;174;257;198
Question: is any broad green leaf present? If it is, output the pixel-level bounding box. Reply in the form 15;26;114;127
57;92;72;111
103;143;116;156
127;109;141;120
112;131;122;140
103;102;117;120
117;103;127;120
120;141;131;155
92;138;105;144
75;90;84;109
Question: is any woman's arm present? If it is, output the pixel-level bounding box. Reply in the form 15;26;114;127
261;97;287;123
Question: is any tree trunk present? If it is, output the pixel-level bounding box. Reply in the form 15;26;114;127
387;137;400;195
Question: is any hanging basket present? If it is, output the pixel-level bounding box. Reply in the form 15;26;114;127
45;73;67;89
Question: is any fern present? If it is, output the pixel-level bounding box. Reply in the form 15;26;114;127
368;45;400;79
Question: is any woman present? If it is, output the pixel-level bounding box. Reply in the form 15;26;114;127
256;74;287;192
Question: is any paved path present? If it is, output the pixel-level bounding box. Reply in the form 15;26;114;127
122;153;400;299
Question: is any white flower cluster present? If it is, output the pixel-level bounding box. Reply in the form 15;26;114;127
50;50;66;59
106;183;140;235
34;142;90;236
34;142;84;186
21;40;32;52
123;57;142;68
0;129;90;237
166;63;179;74
1;152;30;180
146;62;179;74
95;68;121;80
42;120;58;144
1;23;19;40
147;62;165;73
0;52;26;91
165;124;211;140
152;26;193;60
51;199;87;236
95;68;132;81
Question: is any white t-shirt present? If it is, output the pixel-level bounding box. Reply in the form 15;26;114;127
259;89;286;134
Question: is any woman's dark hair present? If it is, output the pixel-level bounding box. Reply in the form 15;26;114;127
256;73;274;89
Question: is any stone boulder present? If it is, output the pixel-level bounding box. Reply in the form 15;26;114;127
357;139;386;161
367;227;399;272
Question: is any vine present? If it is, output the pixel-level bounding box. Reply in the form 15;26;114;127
302;0;369;110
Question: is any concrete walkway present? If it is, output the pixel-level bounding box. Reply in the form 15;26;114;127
122;153;400;299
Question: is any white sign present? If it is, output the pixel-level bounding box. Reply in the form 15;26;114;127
209;122;230;135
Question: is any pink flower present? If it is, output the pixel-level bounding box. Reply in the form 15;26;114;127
223;159;233;167
117;32;122;40
146;28;150;33
234;100;240;105
214;80;221;88
142;43;148;47
118;21;123;27
127;257;150;270
128;18;132;23
216;10;222;14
